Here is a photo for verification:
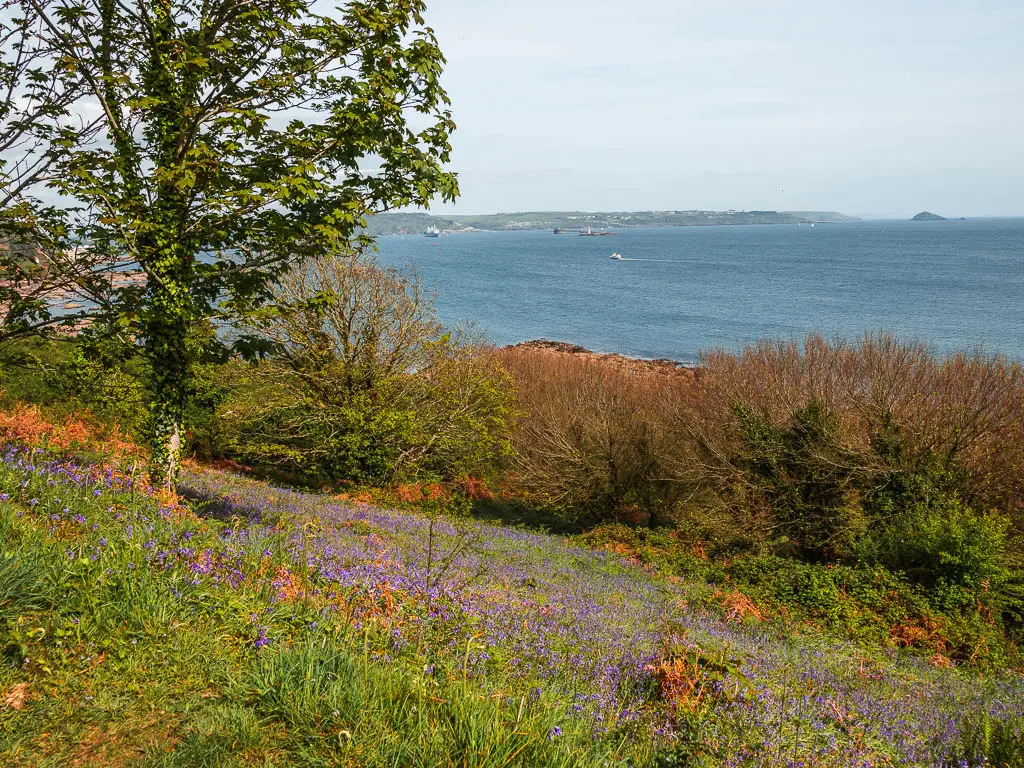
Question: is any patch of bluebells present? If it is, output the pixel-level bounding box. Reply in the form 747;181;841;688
177;465;1024;767
253;626;271;648
4;442;1024;767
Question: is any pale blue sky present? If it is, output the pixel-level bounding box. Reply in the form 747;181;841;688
422;0;1024;217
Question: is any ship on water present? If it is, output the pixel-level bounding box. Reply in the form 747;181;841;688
579;225;614;236
424;225;440;238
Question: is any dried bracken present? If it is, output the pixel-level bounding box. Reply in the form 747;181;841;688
717;589;765;623
647;655;712;713
3;683;30;711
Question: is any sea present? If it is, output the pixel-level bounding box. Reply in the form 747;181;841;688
374;218;1024;365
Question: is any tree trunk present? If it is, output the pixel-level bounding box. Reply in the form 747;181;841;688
143;223;194;488
146;298;190;489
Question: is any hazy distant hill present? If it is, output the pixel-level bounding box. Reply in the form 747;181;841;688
364;210;859;235
911;211;947;221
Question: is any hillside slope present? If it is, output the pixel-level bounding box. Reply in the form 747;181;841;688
1;445;1022;766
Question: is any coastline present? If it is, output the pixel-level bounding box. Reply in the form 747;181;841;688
501;339;700;380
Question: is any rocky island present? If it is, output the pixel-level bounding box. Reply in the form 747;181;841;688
911;211;948;221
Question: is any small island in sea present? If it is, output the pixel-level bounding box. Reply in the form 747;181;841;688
911;211;948;221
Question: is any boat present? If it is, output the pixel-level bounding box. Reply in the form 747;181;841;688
580;226;614;237
553;227;567;234
424;226;440;238
609;252;624;260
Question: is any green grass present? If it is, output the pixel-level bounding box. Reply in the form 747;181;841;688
0;459;647;767
3;445;1024;766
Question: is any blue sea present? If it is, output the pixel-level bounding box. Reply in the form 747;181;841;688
374;218;1024;365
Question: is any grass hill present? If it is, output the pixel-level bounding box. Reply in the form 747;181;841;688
1;409;1022;767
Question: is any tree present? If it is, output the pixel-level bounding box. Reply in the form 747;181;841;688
0;0;458;484
261;244;444;403
223;248;513;486
1;1;100;338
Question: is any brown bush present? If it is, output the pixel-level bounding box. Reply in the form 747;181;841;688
498;333;1024;537
689;333;1024;527
495;345;696;524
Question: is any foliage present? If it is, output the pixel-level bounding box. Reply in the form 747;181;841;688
42;323;150;435
1;0;458;483
732;399;868;560
224;387;422;485
3;418;1024;766
861;497;1018;613
1;332;227;458
946;714;1024;768
223;250;514;486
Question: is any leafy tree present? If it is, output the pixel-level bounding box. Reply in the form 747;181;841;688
0;0;458;483
222;248;513;487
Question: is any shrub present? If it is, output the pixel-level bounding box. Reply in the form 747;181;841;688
726;555;933;644
498;345;693;525
862;497;1016;613
223;251;515;487
691;334;1024;536
946;714;1024;768
732;399;868;560
43;323;149;437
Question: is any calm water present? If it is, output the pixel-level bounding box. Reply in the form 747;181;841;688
374;218;1024;365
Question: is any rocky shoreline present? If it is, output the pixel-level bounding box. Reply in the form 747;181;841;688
502;339;700;380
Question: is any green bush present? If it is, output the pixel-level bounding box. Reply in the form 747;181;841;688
222;383;439;486
1;329;228;459
727;555;931;643
946;714;1024;768
733;400;868;561
862;497;1016;613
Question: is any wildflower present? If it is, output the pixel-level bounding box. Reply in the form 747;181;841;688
548;726;562;740
0;493;9;502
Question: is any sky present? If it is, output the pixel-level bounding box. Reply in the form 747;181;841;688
420;0;1024;218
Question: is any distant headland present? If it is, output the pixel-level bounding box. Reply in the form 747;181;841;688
365;209;859;236
911;211;948;221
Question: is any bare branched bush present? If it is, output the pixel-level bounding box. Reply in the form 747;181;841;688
502;333;1024;540
496;346;695;524
222;250;514;485
260;249;442;403
686;333;1024;529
